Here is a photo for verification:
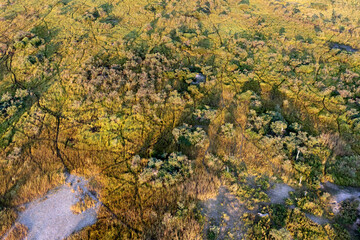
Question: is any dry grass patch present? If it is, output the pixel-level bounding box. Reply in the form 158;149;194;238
183;167;221;201
4;223;28;240
0;208;17;237
71;193;97;214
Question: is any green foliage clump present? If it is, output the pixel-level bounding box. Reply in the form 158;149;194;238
286;208;330;239
221;123;235;138
310;3;328;10
335;200;359;225
207;225;220;240
172;124;207;148
139;152;193;187
194;105;217;123
330;156;360;186
268;204;288;228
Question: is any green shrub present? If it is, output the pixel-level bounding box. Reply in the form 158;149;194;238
335;200;359;225
310;3;328;10
330;156;360;186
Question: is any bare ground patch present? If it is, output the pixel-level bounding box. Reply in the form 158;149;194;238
2;174;100;240
202;186;247;240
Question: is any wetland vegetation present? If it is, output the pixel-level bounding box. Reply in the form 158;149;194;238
1;0;360;239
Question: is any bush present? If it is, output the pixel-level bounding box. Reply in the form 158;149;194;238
310;3;328;10
139;152;193;187
239;0;250;5
269;204;288;228
330;156;360;186
172;124;207;148
335;200;359;225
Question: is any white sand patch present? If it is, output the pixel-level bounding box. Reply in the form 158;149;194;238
305;213;329;225
202;186;246;239
267;184;294;204
3;174;100;240
322;182;360;214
